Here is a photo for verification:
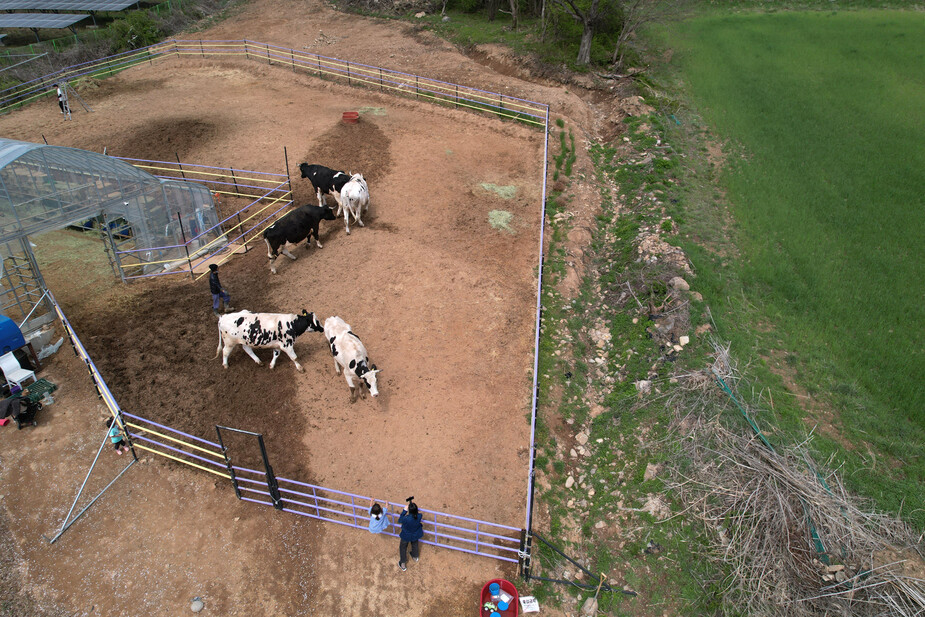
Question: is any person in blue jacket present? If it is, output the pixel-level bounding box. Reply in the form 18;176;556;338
398;496;423;571
208;264;233;316
368;498;390;534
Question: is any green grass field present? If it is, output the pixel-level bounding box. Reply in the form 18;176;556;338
654;10;925;527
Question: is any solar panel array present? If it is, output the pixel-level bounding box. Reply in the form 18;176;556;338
0;0;137;10
0;13;89;28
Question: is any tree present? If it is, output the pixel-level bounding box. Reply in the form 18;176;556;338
550;0;611;65
612;0;692;70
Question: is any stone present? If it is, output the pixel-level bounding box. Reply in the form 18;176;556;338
669;276;690;291
576;432;589;445
570;449;577;458
595;521;606;529
635;380;652;394
588;488;595;497
835;570;847;583
415;11;426;17
565;475;575;488
679;335;690;346
826;564;845;573
690;291;703;302
643;463;660;481
442;15;450;21
190;599;204;613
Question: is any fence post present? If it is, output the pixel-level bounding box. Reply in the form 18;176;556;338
283;146;293;197
290;48;295;71
317;54;321;78
230;168;240;195
199;39;204;57
455;84;458;108
235;210;248;253
379;68;383;92
244;40;249;61
257;434;283;510
215;427;242;500
175;152;186;180
177;212;194;280
266;43;271;66
416;75;419;99
518;529;531;580
346;62;350;86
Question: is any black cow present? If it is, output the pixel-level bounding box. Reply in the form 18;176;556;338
299;163;352;208
263;204;336;274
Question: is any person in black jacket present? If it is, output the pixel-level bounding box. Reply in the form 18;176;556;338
208;264;233;316
398;497;424;571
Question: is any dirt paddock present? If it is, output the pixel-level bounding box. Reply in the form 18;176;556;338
0;19;545;616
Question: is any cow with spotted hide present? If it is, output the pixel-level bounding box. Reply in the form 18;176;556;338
216;309;323;372
299;163;352;208
323;316;380;402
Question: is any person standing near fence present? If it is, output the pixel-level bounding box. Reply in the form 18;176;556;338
106;417;130;455
55;83;69;119
208;264;233;316
368;498;390;534
397;496;423;571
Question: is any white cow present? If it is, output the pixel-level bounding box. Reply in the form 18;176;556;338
336;173;369;235
323;316;380;401
216;309;323;372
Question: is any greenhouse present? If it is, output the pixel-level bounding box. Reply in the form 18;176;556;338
0;137;219;328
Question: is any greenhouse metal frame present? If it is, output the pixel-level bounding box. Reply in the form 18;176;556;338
0;137;219;330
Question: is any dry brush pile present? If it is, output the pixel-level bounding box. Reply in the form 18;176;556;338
668;342;925;616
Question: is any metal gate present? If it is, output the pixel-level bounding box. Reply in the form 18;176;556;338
215;425;284;510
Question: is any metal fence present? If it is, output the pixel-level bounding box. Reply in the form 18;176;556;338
16;37;550;568
0;38;548;128
106;157;293;281
49;291;523;562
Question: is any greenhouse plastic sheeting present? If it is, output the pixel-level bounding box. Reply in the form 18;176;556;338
0;138;219;273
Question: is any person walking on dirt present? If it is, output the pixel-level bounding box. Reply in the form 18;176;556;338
368;498;390;534
208;264;233;316
397;496;423;571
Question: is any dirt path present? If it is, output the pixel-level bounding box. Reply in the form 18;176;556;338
0;1;609;614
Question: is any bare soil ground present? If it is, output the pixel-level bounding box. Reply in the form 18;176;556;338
0;0;607;614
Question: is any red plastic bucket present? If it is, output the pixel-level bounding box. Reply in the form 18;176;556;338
342;111;359;124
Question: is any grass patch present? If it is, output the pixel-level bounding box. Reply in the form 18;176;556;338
525;111;724;615
647;8;925;529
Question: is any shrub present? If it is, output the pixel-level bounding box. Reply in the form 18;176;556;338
109;11;164;53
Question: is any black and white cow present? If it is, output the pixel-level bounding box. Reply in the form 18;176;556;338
263;204;336;274
299;163;352;208
323;316;380;401
216;309;324;372
337;173;370;235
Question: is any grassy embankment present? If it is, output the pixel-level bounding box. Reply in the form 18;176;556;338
646;8;925;529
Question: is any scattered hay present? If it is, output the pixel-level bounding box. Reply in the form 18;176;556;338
488;210;514;233
480;183;517;199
